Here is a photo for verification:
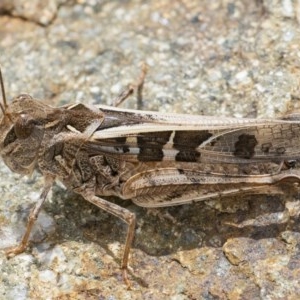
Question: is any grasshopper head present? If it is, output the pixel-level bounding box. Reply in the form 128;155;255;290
0;94;48;176
0;70;49;176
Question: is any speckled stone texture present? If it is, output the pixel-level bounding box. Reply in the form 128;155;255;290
1;0;300;299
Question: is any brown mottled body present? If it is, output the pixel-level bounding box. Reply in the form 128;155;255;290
0;67;300;287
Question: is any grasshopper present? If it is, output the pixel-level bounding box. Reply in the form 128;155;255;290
0;65;299;287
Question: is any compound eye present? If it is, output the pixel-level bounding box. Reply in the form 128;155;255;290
14;114;35;139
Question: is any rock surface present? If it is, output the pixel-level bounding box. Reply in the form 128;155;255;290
1;0;300;299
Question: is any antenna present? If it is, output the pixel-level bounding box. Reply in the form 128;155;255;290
0;66;7;116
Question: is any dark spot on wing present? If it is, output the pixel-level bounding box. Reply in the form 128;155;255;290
138;148;164;161
113;137;126;144
261;142;272;153
176;150;200;162
112;137;129;153
103;137;129;154
177;168;185;174
173;131;212;162
284;160;296;168
137;131;172;161
122;146;130;153
234;134;258;159
276;147;286;154
209;137;219;146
